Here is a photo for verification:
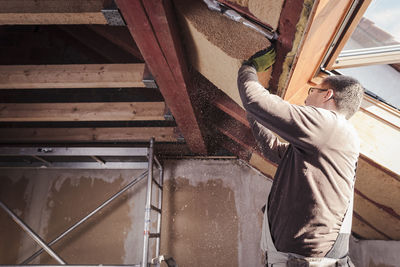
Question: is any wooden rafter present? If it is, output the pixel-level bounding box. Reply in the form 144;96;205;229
0;64;146;89
116;0;207;154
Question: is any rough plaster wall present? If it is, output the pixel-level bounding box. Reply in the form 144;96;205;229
173;0;271;106
161;159;272;266
0;169;148;265
227;0;285;30
0;160;272;266
2;160;399;267
0;175;29;264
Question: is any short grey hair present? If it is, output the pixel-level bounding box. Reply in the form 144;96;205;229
323;75;364;119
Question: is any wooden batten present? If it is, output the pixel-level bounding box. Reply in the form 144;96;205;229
0;64;146;89
0;127;177;142
0;102;166;122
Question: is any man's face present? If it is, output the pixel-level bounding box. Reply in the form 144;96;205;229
304;82;330;107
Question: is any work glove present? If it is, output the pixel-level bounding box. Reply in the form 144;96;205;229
246;46;276;72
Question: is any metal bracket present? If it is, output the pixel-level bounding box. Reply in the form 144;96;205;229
142;79;158;89
102;0;126;26
151;255;178;267
142;65;158;88
164;108;175;121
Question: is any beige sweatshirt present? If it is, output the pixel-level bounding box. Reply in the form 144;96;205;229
238;64;360;257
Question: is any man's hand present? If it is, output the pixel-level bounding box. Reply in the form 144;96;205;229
247;46;276;72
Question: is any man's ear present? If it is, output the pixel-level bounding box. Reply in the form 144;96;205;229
324;89;334;101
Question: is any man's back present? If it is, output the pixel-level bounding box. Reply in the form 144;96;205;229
267;106;359;256
237;64;360;257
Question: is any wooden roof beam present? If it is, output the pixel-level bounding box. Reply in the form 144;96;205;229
116;0;207;154
0;64;147;89
0;127;178;143
0;102;166;122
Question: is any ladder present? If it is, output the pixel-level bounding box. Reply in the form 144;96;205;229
0;138;171;267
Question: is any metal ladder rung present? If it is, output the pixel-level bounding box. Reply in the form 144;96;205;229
150;205;161;213
152;178;163;190
149;233;160;238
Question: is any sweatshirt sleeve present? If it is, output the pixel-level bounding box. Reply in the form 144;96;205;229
247;114;288;164
237;64;330;152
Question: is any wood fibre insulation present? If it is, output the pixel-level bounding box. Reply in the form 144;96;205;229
173;0;271;106
226;0;285;30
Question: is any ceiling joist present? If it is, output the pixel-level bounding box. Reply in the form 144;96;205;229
0;102;166;122
0;127;178;143
0;0;107;25
0;64;148;89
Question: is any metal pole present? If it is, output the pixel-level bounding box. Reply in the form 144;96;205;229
142;138;154;267
22;170;148;264
0;201;66;265
155;165;164;258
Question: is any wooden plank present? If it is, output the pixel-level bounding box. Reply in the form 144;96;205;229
0;102;165;121
213;91;249;127
0;0;104;13
0;127;177;142
284;0;354;101
0;0;106;25
0;64;146;89
0;88;164;103
116;0;207;154
0;13;106;25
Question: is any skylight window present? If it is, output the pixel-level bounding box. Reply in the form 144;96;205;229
325;0;400;109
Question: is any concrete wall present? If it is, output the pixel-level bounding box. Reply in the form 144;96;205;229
0;159;399;266
0;159;271;266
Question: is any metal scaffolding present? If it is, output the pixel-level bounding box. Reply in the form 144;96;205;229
0;138;168;267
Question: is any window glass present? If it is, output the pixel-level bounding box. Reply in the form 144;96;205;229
335;0;400;109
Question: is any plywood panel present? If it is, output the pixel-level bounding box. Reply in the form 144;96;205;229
352;213;388;240
350;109;400;174
353;193;400;239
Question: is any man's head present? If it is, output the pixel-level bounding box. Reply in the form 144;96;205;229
304;75;364;119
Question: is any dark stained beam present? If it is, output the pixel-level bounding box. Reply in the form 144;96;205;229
116;0;207;154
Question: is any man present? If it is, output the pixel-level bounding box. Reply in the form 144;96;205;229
237;47;364;266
